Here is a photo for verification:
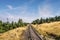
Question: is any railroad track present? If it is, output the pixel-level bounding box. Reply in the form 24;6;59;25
28;25;43;40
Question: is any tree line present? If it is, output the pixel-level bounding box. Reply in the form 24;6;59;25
32;16;60;24
0;19;28;33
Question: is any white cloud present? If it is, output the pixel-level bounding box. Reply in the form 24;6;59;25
7;14;36;23
0;5;37;23
38;5;54;18
7;5;13;10
0;11;36;23
0;12;17;22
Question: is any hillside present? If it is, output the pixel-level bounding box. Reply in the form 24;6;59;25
32;21;60;40
0;27;27;40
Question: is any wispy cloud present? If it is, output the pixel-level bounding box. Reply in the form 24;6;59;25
0;5;37;23
38;4;54;18
7;5;13;10
3;13;36;23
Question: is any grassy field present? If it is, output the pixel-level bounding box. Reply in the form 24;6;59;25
0;26;27;40
32;21;60;39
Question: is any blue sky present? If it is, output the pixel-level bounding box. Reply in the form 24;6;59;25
0;0;60;23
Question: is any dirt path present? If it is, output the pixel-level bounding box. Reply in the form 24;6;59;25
20;25;42;40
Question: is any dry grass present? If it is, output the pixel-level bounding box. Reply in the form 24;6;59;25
0;27;27;40
32;21;60;37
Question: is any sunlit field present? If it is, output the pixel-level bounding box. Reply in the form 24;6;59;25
0;27;27;40
32;21;60;39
